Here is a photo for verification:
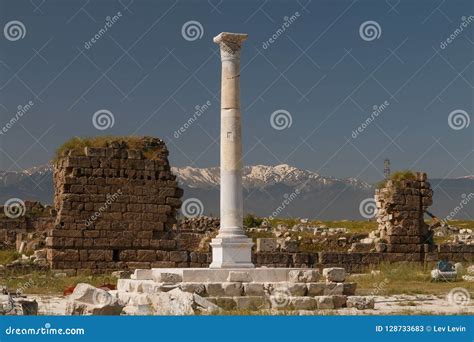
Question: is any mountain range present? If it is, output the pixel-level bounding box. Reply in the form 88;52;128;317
0;164;472;220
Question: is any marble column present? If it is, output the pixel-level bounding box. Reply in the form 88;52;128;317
210;32;254;269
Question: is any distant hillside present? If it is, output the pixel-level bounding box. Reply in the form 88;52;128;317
0;164;472;220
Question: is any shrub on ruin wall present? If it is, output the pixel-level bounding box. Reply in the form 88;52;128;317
377;170;416;189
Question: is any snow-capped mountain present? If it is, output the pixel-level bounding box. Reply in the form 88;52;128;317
0;163;472;220
171;164;372;191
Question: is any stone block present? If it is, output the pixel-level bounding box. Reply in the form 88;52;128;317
343;282;357;296
137;250;157;262
307;282;325;296
288;270;320;283
286;283;307;296
222;282;243;296
170;251;188;262
235;296;268;310
227;271;252;282
316;296;334;309
153;272;183;284
208;297;236;310
179;283;206;296
324;282;344;295
332;295;347;308
206;283;225;296
290;297;317;310
322;267;346;282
256;238;277;252
243;283;265;296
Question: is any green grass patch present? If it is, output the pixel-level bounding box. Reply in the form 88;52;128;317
0;249;20;265
377;169;416;189
351;262;474;296
54;136;164;162
0;270;117;295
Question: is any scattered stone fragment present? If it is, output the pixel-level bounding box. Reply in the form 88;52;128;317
346;296;375;310
150;288;217;315
66;283;123;315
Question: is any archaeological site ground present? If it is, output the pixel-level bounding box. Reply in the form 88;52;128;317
0;1;472;342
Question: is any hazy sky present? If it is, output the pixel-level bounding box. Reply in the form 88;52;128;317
0;0;472;182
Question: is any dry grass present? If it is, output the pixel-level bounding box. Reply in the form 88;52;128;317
351;262;474;296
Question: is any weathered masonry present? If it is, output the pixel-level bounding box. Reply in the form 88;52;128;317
46;137;183;272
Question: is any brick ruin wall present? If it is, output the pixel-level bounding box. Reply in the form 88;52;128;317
170;216;474;273
374;172;434;254
0;201;53;249
46;138;183;273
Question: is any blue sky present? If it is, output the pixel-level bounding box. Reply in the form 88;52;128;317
0;0;472;182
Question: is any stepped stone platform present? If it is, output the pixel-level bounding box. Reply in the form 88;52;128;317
116;267;361;312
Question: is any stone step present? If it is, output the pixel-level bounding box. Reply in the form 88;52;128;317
118;279;357;297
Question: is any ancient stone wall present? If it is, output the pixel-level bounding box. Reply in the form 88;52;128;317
375;172;434;254
46;137;183;272
172;216;219;252
0;201;52;248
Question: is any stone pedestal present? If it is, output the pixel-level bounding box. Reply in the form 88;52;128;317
210;32;254;268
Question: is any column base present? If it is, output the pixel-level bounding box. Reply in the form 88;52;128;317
209;237;254;269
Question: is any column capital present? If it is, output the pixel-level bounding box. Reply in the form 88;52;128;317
213;32;248;60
